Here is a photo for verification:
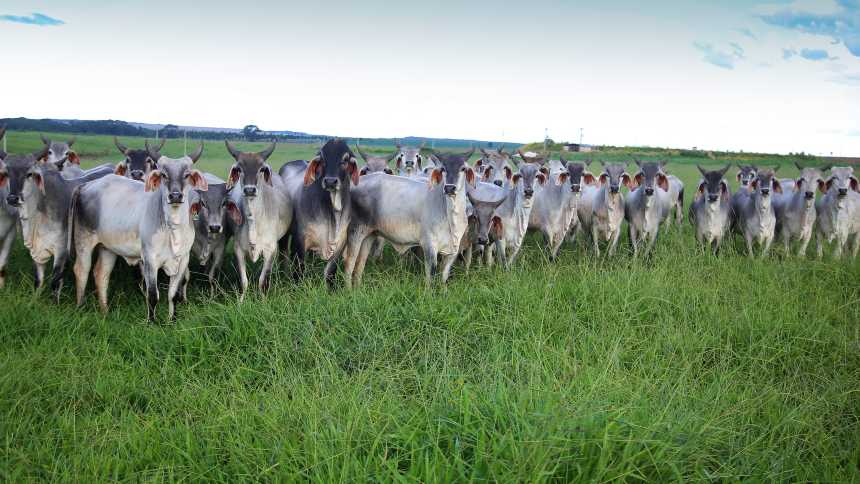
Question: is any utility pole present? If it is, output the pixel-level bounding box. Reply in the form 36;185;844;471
579;128;584;145
183;130;187;156
544;127;548;151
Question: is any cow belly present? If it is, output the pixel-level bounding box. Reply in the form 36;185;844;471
100;231;143;259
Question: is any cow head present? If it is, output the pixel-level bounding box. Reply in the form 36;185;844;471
792;162;826;204
466;191;507;246
477;147;513;188
39;134;79;171
144;142;206;211
356;143;397;176
750;167;781;199
511;163;545;207
225;140;278;198
3;149;47;208
563;160;596;195
736;163;758;189
114;137;164;181
696;165;731;204
824;166;859;199
598;162;633;196
428;147;476;197
395;143;425;177
304;139;358;212
632;160;669;201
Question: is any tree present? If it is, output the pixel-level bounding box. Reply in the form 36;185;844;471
161;124;180;139
243;124;261;141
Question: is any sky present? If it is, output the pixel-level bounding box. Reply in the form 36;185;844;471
1;0;859;155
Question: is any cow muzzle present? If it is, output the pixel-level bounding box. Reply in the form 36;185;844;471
644;187;654;196
322;177;339;192
708;194;719;203
443;184;457;196
610;185;619;194
208;224;222;234
570;185;580;193
5;194;20;206
243;186;257;197
477;236;489;246
741;180;749;186
838;188;848;198
524;188;535;198
760;188;770;196
493;180;503;187
804;191;815;200
168;191;183;204
130;170;145;180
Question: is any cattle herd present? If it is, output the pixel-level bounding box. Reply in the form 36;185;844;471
0;126;858;322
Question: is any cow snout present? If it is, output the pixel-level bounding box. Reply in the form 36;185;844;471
6;194;20;206
570;184;580;193
524;188;535;198
493;180;503;187
130;170;145;180
804;191;815;200
443;184;457;196
610;185;619;194
477;236;489;246
741;180;749;186
644;187;654;196
707;194;719;203
168;191;183;204
838;188;848;197
322;177;339;191
208;224;222;234
243;186;257;197
760;188;770;196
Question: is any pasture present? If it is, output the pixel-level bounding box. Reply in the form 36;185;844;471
0;131;858;481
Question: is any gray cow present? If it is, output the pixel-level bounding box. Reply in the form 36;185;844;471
561;159;598;248
395;143;427;178
188;173;234;294
484;163;545;268
464;182;507;270
773;162;826;257
624;161;671;257
815;166;860;259
113;138;165;181
0;126;20;288
225;140;291;298
279;139;360;287
688;165;732;255
39;134;85;178
590;163;634;256
732;168;781;258
343;148;476;288
528;164;580;261
72;142;207;321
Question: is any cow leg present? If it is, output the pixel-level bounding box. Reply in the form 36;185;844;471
550;232;564;261
49;252;69;303
33;262;47;291
372;236;385;260
178;267;189;304
74;241;95;306
484;243;494;268
166;262;188;323
351;235;375;288
629;225;639;257
495;240;508;269
608;229;621;257
816;230;825;259
208;243;226;297
761;235;773;259
507;242;523;269
94;248;117;314
462;245;473;274
591;225;601;257
289;237;306;282
440;253;458;284
745;234;755;259
798;232;811;258
0;230;16;289
323;250;342;290
234;245;249;301
142;260;159;323
343;229;369;289
422;246;438;288
646;230;658;256
258;250;276;293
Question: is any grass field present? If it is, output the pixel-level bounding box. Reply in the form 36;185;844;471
0;132;858;481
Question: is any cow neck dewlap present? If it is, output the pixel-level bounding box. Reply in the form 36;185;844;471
161;195;190;257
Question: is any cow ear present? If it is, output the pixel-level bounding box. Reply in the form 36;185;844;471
622;174;635;189
504;166;513;180
465;167;476;187
190;201;201;218
772;178;782;193
736;172;742;182
226;200;243;226
657;174;669;192
795;179;803;192
698;181;706;195
114;163;127;177
475;158;483;168
536;172;547;186
260;165;273;186
395;154;403;170
359;166;369;176
557;172;570;186
751;178;759;190
0;172;6;188
428;168;443;188
303;157;321;187
144;171;162;192
67;151;81;165
720;181;729;198
348;159;360;186
226;165;241;190
599;174;608;186
512;173;522;186
189;170;208;191
539;166;549;176
634;173;644;188
825;178;834;192
851;177;859;192
817;179;827;194
491;215;503;240
583;172;596;185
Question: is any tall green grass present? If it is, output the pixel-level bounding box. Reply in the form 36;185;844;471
0;132;857;481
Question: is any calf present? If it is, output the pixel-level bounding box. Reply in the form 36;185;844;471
773;162;826;256
343;148;475;287
280;139;359;287
188;173;233;293
464;183;507;269
39;134;84;178
688;165;732;255
356;143;397;175
624;161;671;256
730;164;758;229
395;143;426;178
561;159;597;247
733;168;781;258
0;127;19;288
815;167;860;259
590;163;634;256
72;143;207;321
225;140;290;298
485;163;545;268
113;137;164;181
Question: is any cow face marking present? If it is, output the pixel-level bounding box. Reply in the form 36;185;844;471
466;191;506;245
478;148;512;187
697;165;730;203
224;140;277;196
40;136;78;170
565;163;588;193
751;169;779;198
430;148;476;196
632;162;667;197
3;154;38;207
599;163;631;195
355;144;399;175
794;167;825;201
825;167;858;199
736;164;757;188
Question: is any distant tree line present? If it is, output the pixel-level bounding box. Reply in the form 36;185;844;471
0;118;155;137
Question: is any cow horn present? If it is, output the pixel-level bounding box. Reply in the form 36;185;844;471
259;141;276;161
794;161;804;171
354;143;370;162
154;138;166;152
0;125;6;143
697;164;708;176
66;136;76;147
33;144;49;161
144;139;159;159
40;133;50;146
386;147;400;162
719;164;731;176
480;148;490;157
114;137;128;155
188;141;204;163
462;146;476;161
224;140;242;160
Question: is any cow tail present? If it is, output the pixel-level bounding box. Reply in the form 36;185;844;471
67;186;81;257
678;187;684;209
